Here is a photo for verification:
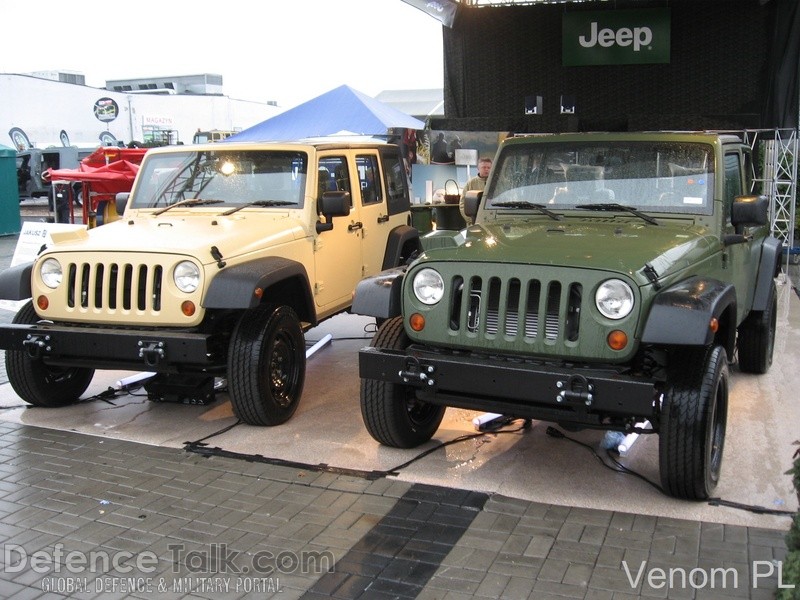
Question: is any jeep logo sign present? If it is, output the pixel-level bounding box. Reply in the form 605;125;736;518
562;8;670;66
579;23;652;52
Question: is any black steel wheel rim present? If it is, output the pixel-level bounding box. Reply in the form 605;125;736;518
269;332;299;409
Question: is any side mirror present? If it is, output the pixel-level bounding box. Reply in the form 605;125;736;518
319;190;351;218
464;190;482;221
115;192;130;216
316;191;351;233
731;194;768;231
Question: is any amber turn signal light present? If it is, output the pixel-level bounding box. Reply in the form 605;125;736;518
181;301;196;317
709;317;719;332
36;296;48;311
607;330;628;351
409;313;425;332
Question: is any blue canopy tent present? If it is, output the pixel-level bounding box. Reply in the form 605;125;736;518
224;85;425;142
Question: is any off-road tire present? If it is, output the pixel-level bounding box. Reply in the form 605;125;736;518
659;344;729;500
360;317;445;448
228;304;305;426
737;280;777;374
5;301;94;407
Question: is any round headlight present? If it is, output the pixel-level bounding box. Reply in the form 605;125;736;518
40;258;62;289
412;268;444;305
174;261;200;293
595;279;634;320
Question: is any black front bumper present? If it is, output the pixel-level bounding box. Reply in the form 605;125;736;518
0;323;221;373
359;345;659;428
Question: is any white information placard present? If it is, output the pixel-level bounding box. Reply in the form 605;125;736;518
0;222;86;312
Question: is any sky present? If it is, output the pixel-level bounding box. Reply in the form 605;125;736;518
0;0;445;109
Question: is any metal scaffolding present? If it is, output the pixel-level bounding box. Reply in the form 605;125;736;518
739;129;798;269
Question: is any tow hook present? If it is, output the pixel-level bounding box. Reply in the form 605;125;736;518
23;334;51;359
398;357;435;386
138;340;166;367
556;374;594;406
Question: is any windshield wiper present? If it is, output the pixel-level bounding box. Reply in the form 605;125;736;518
492;201;563;221
219;200;298;216
580;203;660;226
152;198;224;216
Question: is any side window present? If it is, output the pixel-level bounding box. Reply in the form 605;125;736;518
380;149;411;215
723;152;742;224
43;151;63;171
318;156;350;205
356;155;381;205
743;151;756;194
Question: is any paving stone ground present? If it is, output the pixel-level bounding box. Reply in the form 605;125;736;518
0;423;790;600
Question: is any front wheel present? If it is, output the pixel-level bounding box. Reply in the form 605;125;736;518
659;345;729;500
227;304;306;426
5;301;94;407
360;317;445;448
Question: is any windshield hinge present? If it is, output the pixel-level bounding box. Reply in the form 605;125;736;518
642;263;662;290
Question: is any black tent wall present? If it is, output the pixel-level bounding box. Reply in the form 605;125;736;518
435;0;799;133
763;0;800;130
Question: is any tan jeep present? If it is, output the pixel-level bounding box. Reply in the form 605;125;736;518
0;142;420;425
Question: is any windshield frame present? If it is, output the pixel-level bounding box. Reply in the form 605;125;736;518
130;149;309;210
485;141;715;217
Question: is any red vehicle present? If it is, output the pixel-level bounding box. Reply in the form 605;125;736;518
45;147;149;227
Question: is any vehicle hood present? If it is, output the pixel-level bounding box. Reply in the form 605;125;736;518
421;218;718;286
41;213;307;264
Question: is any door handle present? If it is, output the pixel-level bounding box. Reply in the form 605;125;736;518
377;214;389;223
348;221;363;232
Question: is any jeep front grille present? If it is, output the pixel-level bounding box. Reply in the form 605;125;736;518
449;275;582;342
66;261;164;313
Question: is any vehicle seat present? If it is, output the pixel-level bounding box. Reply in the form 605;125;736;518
334;166;351;194
318;168;332;197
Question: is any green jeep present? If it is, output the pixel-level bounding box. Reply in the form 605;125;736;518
353;132;782;500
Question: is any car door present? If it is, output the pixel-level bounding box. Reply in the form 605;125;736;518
354;152;390;276
721;147;759;323
312;153;363;311
356;148;413;276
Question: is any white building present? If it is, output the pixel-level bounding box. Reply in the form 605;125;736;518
1;72;282;150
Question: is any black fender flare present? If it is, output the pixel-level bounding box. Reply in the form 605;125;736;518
0;262;33;301
204;257;315;322
752;236;782;312
351;267;405;319
641;276;737;348
381;225;421;270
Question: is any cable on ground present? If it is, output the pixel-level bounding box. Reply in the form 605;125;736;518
545;425;796;517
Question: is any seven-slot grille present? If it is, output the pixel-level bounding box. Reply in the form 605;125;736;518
450;275;582;341
65;260;165;313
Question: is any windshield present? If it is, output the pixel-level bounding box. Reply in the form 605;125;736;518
131;150;308;209
486;141;714;216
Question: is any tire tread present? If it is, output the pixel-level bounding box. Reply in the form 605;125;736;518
360;317;444;448
659;345;728;500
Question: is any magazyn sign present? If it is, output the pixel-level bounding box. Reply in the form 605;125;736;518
562;8;670;66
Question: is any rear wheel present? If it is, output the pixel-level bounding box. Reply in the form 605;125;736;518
5;301;94;407
360;317;445;448
228;304;305;426
659;345;728;500
737;280;776;374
